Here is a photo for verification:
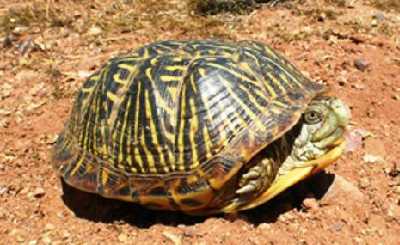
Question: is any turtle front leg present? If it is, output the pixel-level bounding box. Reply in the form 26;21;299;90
236;158;275;195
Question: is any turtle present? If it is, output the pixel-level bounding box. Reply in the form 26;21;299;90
52;40;350;215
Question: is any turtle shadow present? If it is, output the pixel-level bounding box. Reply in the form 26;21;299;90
60;180;208;227
60;171;335;228
242;171;335;224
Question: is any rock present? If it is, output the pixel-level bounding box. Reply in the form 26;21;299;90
302;197;319;210
363;154;384;164
351;83;366;90
371;19;378;27
0;186;9;195
278;211;295;223
0;107;12;117
13;26;29;35
363;138;388;163
320;175;365;206
354;237;363;243
77;70;93;79
42;235;52;244
359;177;370;189
162;231;182;245
88;26;102;36
118;233;129;243
345;129;363;152
10;229;24;242
373;12;385;21
62;230;71;239
29;82;48;97
386;204;400;221
28;187;46;199
354;58;369;72
0;83;13;100
392;94;400;101
16;236;25;242
330;222;344;232
257;223;272;230
44;223;55;231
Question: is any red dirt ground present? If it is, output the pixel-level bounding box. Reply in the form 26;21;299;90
0;0;399;244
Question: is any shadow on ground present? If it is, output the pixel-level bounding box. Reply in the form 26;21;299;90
61;171;335;228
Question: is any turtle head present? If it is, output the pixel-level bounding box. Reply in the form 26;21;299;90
290;96;351;163
222;96;351;213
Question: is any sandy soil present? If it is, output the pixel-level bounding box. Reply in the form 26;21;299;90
0;0;399;244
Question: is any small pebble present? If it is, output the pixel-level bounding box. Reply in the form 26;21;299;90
359;177;370;189
392;94;400;101
303;197;319;210
13;26;29;35
88;26;102;35
373;12;385;21
28;187;46;199
351;83;366;90
258;223;272;230
118;233;129;243
363;154;384;164
16;236;25;242
42;235;52;244
386;204;400;221
330;222;344;232
62;230;71;239
0;186;9;195
162;231;182;245
354;58;369;71
44;223;55;231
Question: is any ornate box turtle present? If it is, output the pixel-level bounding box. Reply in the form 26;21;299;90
53;40;350;214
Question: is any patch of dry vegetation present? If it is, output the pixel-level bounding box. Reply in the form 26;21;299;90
189;0;258;15
95;0;235;38
0;1;74;34
370;0;400;12
0;0;251;39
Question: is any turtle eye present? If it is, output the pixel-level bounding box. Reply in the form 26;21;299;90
304;110;323;124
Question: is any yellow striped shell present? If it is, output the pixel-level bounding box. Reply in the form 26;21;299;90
53;40;326;214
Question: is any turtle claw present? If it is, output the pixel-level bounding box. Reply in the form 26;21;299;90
236;184;256;194
236;158;274;195
242;171;260;180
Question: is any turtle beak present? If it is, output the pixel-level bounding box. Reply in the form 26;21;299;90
332;98;351;127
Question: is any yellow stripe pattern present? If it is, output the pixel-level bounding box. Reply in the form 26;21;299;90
63;39;317;178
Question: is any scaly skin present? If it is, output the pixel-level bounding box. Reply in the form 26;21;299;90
232;97;350;207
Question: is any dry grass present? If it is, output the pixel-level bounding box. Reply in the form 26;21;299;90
0;1;74;34
189;0;258;15
370;0;400;12
0;0;247;39
96;0;236;38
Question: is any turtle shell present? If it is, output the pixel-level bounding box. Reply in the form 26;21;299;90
53;40;325;213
